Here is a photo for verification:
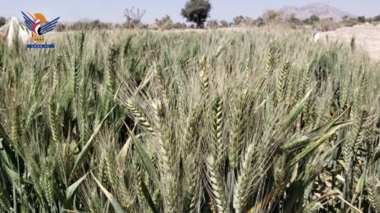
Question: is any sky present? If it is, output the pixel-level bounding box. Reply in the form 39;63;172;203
1;0;380;24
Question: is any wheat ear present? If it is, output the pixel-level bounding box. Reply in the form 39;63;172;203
206;155;228;213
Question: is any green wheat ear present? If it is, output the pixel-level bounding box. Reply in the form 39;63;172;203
277;59;289;101
264;39;274;82
154;64;169;103
212;95;224;162
199;56;210;102
184;154;199;213
229;89;247;168
11;103;22;150
206;155;228;213
106;43;120;96
48;97;61;143
76;31;85;57
126;98;154;133
43;157;55;207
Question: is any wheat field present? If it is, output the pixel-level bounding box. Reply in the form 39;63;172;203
0;29;379;213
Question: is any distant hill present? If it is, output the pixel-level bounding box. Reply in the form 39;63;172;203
280;3;356;22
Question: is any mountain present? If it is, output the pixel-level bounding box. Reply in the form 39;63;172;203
280;3;356;22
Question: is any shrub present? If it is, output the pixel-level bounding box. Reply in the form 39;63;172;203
357;16;366;23
374;14;380;22
233;15;245;26
241;17;256;27
55;23;66;32
314;18;340;31
343;18;359;27
124;7;146;29
172;22;187;29
0;16;6;27
255;17;264;26
206;19;218;29
155;15;173;30
262;9;283;25
220;20;228;28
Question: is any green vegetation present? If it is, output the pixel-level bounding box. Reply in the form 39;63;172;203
0;17;6;27
181;0;212;28
0;28;379;213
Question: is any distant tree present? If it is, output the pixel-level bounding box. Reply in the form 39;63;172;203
124;7;146;29
374;14;380;21
343;17;359;27
309;15;320;24
0;16;6;27
255;17;264;26
220;20;228;27
156;15;173;30
55;23;66;32
233;15;245;26
173;22;187;29
357;16;365;23
287;13;301;24
206;19;218;29
262;9;283;25
303;18;310;24
181;0;211;28
243;17;256;27
314;18;339;32
342;15;349;22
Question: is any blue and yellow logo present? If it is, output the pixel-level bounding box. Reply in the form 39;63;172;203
21;11;60;48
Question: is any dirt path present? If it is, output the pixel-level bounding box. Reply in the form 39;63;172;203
320;24;380;61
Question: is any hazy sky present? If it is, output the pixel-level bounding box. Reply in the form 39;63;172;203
1;0;379;24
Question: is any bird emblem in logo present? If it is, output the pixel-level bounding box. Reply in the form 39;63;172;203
21;11;60;44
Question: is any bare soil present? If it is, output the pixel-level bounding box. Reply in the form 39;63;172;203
320;24;380;61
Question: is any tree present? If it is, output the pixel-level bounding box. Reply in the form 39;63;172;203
262;9;283;25
181;0;211;28
156;15;173;30
255;17;264;26
0;16;6;27
374;14;380;22
287;13;301;24
173;22;187;29
233;15;245;26
342;15;349;22
357;16;365;23
242;17;255;27
206;19;218;29
309;15;320;24
124;7;146;29
55;23;66;32
220;20;228;27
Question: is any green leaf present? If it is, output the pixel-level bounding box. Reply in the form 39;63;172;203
140;173;158;213
70;105;116;179
281;89;312;131
66;173;88;201
0;123;18;170
91;172;125;213
116;133;140;165
287;120;352;167
125;125;159;186
281;103;352;152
